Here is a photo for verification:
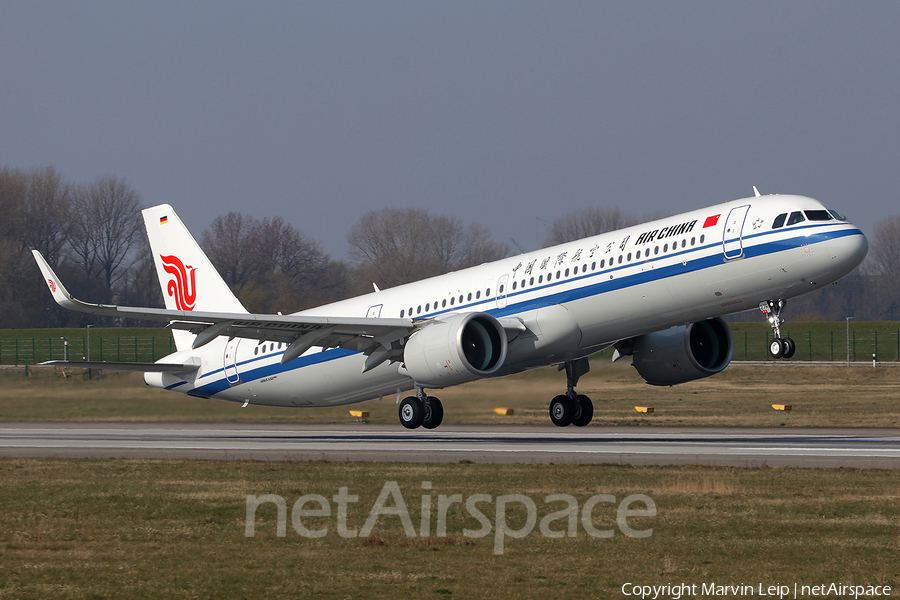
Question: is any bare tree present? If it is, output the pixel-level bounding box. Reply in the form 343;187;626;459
868;215;900;276
347;208;510;289
866;215;900;319
19;166;72;267
69;176;143;300
200;212;257;289
544;206;638;247
200;213;344;313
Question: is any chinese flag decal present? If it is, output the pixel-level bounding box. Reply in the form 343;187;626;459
703;214;721;228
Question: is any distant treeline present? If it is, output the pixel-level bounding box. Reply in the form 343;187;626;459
1;164;898;328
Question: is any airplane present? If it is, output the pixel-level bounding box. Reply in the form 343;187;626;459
32;191;868;429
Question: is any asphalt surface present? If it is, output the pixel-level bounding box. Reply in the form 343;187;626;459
1;423;898;468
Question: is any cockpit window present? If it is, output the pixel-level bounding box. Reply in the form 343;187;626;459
772;213;787;229
829;209;847;221
786;211;806;226
804;210;834;221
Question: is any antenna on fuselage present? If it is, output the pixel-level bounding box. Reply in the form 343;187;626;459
752;186;762;197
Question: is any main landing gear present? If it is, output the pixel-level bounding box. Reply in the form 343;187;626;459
760;299;795;359
549;357;594;427
399;388;444;430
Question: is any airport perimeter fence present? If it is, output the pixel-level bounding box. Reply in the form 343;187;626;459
0;326;898;366
0;334;175;366
732;328;900;362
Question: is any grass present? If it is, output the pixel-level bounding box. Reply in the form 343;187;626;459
2;329;898;598
2;360;900;428
0;459;897;599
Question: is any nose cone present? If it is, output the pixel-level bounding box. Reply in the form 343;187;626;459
828;227;868;278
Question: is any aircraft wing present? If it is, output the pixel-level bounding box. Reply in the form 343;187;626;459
32;250;418;365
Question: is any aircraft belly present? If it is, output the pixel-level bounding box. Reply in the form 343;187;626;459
315;355;413;406
574;276;684;348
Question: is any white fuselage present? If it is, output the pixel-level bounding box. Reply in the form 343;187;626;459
146;195;868;407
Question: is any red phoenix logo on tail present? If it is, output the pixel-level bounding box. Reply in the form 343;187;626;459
160;255;197;311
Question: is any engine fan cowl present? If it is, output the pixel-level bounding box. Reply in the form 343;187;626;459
401;312;507;388
631;317;734;386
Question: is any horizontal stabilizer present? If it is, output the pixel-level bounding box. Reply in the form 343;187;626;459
40;360;200;373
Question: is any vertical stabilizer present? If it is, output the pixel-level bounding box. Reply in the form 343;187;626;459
142;204;247;351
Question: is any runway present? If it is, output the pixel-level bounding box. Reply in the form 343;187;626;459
1;423;898;468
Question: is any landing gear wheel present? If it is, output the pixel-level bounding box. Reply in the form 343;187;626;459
782;338;796;359
572;394;594;427
422;396;444;429
769;338;785;359
399;396;424;429
549;394;575;427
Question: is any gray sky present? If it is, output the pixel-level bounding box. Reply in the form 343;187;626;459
3;1;898;259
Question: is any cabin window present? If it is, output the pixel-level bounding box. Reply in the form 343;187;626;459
804;210;834;221
521;279;526;288
681;239;687;248
547;272;552;281
787;211;805;226
539;275;544;283
512;281;517;290
582;264;587;273
691;237;695;246
254;347;258;356
486;288;491;296
476;290;481;299
425;303;430;312
654;246;659;255
772;213;787;229
459;295;463;303
499;285;504;294
556;270;561;278
627;252;632;261
663;243;668;252
591;261;596;270
563;268;568;277
450;297;455;305
400;310;405;318
700;234;705;243
529;277;534;286
468;292;472;301
617;256;622;264
600;259;605;268
417;305;422;314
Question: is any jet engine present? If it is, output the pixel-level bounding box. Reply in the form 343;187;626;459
628;317;734;386
401;312;507;387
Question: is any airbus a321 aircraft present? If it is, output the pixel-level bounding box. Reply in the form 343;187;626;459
33;191;868;429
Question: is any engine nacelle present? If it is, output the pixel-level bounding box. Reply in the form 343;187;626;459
401;312;507;387
630;317;734;386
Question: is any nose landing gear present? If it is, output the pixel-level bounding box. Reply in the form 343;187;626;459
760;300;795;359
